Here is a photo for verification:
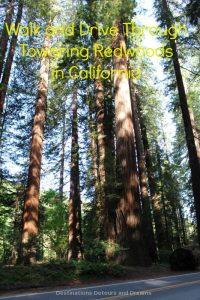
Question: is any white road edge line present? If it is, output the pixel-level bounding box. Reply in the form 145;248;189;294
0;271;200;299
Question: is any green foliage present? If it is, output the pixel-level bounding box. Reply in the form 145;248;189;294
83;239;126;262
69;259;124;277
0;180;24;264
159;249;172;263
40;190;68;259
0;260;125;290
186;0;200;25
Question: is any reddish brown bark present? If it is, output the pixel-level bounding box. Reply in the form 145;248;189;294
67;86;82;261
87;85;98;189
87;84;100;238
113;21;149;265
0;0;14;78
59;112;66;201
0;0;24;124
129;81;157;261
92;27;106;239
21;33;50;264
139;118;166;251
104;79;117;245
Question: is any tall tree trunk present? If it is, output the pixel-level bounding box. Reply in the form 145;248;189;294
21;32;50;265
189;107;200;160
92;28;106;239
179;205;187;245
88;98;98;189
10;190;20;265
139;115;166;251
161;128;181;249
113;21;149;265
129;80;157;261
104;78;117;250
67;86;82;261
59;111;66;201
88;0;116;247
87;83;100;237
156;143;173;251
0;0;14;79
162;0;200;246
0;0;24;125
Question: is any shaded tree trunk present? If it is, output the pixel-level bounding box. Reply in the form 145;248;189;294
88;100;98;188
92;27;106;239
113;21;149;265
87;82;98;191
0;0;14;79
104;78;117;248
0;0;24;125
10;190;21;265
67;86;82;261
139;116;166;251
162;0;200;246
88;0;116;248
21;32;50;265
156;143;173;251
179;205;187;245
161;128;181;249
59;111;66;201
87;84;99;238
129;80;157;261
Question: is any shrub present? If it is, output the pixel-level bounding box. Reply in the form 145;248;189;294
169;248;197;271
192;248;200;266
159;249;171;263
84;239;126;262
0;260;125;290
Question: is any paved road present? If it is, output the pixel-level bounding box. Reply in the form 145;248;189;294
1;272;200;300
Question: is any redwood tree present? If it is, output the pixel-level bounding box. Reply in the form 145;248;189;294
0;0;24;125
160;0;200;246
67;85;82;261
113;21;149;265
0;0;14;79
129;80;157;261
21;32;50;264
93;30;106;239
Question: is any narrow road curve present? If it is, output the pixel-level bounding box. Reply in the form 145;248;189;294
1;272;200;300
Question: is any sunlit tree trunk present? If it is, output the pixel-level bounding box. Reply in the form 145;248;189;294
189;107;200;161
113;21;149;265
67;86;82;261
21;32;50;264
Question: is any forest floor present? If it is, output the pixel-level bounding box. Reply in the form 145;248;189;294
1;263;199;296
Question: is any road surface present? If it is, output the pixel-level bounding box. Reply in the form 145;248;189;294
1;272;200;300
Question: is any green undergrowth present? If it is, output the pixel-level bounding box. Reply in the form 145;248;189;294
0;260;125;290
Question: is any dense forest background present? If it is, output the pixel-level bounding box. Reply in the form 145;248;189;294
0;0;200;285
